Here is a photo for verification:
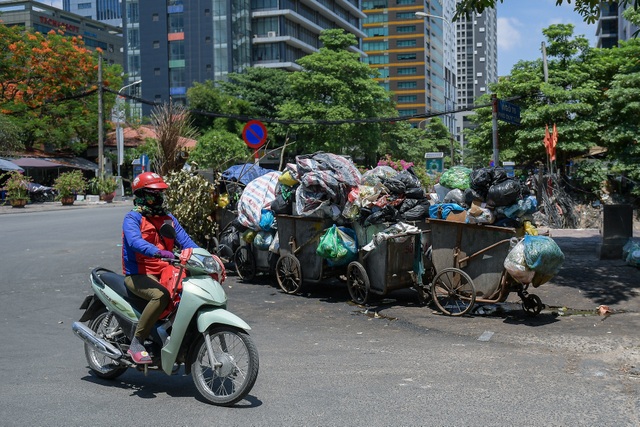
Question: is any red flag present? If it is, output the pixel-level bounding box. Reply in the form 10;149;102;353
543;124;551;156
551;124;558;161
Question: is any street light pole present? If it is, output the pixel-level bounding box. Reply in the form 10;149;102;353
115;80;142;196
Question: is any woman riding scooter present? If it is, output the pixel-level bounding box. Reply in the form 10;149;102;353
122;172;197;364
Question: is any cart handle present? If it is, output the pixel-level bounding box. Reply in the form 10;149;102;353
454;238;513;268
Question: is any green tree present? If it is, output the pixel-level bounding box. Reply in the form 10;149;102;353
189;128;250;171
381;118;454;168
187;80;252;134
277;29;397;166
0;113;22;154
466;24;602;170
217;67;293;120
454;0;638;24
0;24;122;153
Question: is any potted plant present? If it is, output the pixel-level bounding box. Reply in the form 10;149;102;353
98;176;118;203
1;171;31;208
53;170;87;205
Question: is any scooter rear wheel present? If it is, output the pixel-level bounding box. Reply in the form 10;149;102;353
192;326;259;406
84;310;128;379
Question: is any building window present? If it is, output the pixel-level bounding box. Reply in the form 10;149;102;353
398;95;417;103
397;25;416;33
397;53;417;60
396;39;416;47
154;68;160;76
397;81;417;89
153;41;160;49
397;67;417;75
152;13;159;21
364;27;388;37
364;55;389;65
363;41;389;50
399;109;418;116
396;0;415;4
362;0;389;8
396;12;415;19
78;2;92;9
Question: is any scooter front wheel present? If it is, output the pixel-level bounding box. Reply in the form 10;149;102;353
192;326;259;406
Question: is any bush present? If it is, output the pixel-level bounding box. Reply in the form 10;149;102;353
164;169;218;250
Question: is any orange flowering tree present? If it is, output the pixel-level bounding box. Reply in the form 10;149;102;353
0;23;122;153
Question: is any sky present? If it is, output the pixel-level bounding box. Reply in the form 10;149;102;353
497;0;597;75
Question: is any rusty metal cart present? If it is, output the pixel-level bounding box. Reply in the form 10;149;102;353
345;221;431;305
233;239;278;282
274;215;348;294
428;219;544;316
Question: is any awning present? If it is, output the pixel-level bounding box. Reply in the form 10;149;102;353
0;158;24;172
10;157;64;168
49;157;99;171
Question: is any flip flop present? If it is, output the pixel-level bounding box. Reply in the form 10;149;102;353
128;349;152;364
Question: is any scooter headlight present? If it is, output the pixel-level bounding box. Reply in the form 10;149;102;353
190;253;220;274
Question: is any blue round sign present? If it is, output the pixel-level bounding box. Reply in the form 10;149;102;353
242;120;268;149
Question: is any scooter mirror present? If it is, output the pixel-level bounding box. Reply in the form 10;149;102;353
159;222;177;240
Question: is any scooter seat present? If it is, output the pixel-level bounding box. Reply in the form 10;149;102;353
91;268;148;314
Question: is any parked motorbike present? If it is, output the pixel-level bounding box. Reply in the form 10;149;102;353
72;223;259;406
28;182;56;203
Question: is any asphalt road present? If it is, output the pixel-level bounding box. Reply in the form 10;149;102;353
1;206;638;426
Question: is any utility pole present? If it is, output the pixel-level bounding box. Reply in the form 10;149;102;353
491;94;499;166
97;52;104;178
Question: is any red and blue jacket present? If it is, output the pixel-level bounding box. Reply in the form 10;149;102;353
122;211;197;276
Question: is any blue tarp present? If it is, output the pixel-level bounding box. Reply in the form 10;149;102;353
221;163;274;186
0;158;24;172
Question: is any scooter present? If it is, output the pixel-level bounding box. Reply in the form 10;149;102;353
72;224;259;406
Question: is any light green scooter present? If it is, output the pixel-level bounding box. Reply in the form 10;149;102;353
72;224;259;406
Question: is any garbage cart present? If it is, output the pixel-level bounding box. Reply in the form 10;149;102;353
345;221;431;305
429;219;544;316
274;215;347;294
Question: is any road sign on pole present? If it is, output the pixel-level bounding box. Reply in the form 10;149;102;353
497;100;521;125
242;120;268;149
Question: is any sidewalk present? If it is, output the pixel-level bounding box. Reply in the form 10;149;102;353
0;198;133;214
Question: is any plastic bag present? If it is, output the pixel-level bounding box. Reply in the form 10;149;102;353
440;166;472;190
241;229;256;243
259;209;275;231
278;170;299;186
217;193;230;208
443;188;465;206
316;225;357;263
253;230;274;250
486;179;522;207
523;235;565;276
466;205;495;224
504;239;535;284
623;239;640;267
326;227;358;267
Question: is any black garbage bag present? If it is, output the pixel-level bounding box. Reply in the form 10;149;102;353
364;205;399;225
464;187;485;206
405;187;426;199
394;169;422;190
399;198;419;214
270;193;292;214
470;168;492;197
401;203;430;220
382;177;406;195
487;178;522;207
491;167;509;184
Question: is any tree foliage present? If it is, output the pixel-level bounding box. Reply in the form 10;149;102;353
189;128;250;171
454;0;638;24
276;29;397;166
0;24;122;152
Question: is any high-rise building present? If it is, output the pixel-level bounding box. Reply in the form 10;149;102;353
362;0;457;132
122;0;366;116
596;1;639;48
453;4;497;165
62;0;122;28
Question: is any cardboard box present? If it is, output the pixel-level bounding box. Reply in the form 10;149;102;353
446;211;467;223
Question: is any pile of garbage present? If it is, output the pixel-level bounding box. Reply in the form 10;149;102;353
431;166;537;230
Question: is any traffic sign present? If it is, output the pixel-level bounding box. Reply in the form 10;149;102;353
242;120;268;149
497;100;521;125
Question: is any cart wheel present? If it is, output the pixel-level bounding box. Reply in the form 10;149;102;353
234;246;256;282
522;294;543;316
431;268;476;316
276;254;302;294
347;262;370;305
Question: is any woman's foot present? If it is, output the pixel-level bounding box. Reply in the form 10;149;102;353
127;337;152;364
